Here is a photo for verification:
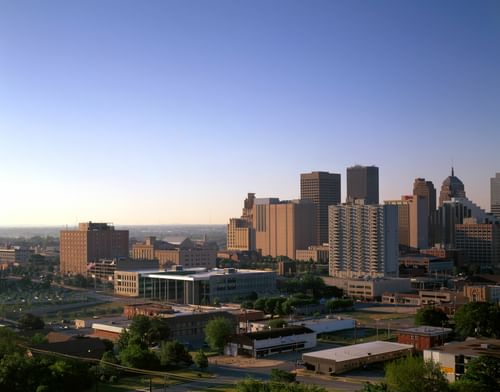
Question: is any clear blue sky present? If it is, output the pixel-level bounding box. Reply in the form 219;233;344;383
1;0;499;225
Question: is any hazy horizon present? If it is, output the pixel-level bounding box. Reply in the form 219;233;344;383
1;1;499;225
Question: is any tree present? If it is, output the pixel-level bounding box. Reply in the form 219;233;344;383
99;351;120;377
268;319;287;329
385;355;449;392
361;383;389;392
254;298;267;312
118;343;159;369
194;350;209;369
454;302;500;338
241;300;254;309
236;378;326;392
452;356;500;392
18;313;45;330
159;340;193;368
205;317;233;353
270;369;296;383
415;307;448;327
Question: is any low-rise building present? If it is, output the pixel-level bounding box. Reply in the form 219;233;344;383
0;246;34;264
303;341;413;374
382;292;421;306
295;245;329;263
323;277;412;300
115;267;277;305
463;284;500;303
399;255;453;277
225;326;316;358
131;237;218;269
396;326;452;351
424;338;500;382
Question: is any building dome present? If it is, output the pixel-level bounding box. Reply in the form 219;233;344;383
439;167;466;207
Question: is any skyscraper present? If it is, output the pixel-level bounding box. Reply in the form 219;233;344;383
60;222;129;275
491;173;500;218
346;165;379;204
226;193;255;251
328;201;398;278
438;167;466;207
253;198;317;259
384;195;428;250
300;171;341;245
413;178;436;215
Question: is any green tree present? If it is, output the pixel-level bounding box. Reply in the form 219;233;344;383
268;319;287;329
385;355;449;392
254;298;267;312
205;317;234;353
18;313;45;330
159;340;193;368
194;349;209;369
241;300;254;309
415;307;449;327
454;302;500;338
100;350;120;377
451;356;500;392
118;343;159;369
361;383;389;392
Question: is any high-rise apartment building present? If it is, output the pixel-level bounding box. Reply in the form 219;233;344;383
300;171;341;245
413;178;436;215
253;198;317;259
439;167;466;207
328;201;399;278
60;222;129;275
346;165;379;204
226;193;255;251
385;195;428;249
491;173;500;218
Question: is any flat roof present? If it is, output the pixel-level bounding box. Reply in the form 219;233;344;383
397;326;452;336
426;338;500;358
303;341;413;363
146;268;275;281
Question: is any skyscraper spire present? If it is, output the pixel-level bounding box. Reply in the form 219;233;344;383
452;166;454;177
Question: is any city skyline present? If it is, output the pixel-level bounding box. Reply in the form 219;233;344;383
1;1;499;225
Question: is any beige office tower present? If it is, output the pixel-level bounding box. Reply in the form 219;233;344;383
328;202;399;278
60;222;129;275
385;195;428;249
253;198;317;259
300;171;341;245
226;193;255;251
455;218;500;266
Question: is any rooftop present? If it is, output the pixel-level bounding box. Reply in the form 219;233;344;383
243;326;315;340
426;338;500;358
397;326;453;336
303;341;413;362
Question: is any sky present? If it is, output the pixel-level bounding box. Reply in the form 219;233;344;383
0;0;499;225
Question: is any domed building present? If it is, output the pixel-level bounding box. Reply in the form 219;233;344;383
439;167;466;207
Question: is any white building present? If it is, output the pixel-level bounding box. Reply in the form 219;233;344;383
303;341;413;374
225;326;316;358
424;338;500;382
328;202;399;278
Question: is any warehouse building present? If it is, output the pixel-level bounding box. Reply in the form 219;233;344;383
302;341;413;374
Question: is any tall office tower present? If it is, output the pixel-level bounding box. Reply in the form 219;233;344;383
300;171;341;245
491;173;500;218
226;193;256;251
439;167;466;207
253;198;317;259
60;222;129;275
413;178;436;215
430;198;500;248
455;218;500;267
385;195;428;249
328;201;399;278
346;165;379;204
